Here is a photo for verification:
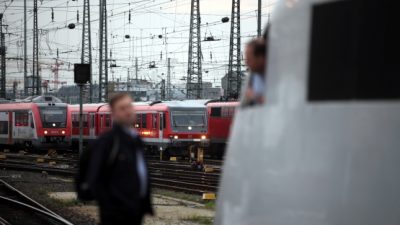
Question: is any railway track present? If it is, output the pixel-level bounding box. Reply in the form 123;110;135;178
0;179;73;225
0;153;221;196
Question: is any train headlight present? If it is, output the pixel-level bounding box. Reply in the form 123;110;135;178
44;130;48;135
201;135;206;140
174;135;179;139
188;126;192;130
52;123;56;127
61;130;65;135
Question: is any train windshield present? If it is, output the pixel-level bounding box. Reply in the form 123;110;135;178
39;107;67;128
171;110;206;127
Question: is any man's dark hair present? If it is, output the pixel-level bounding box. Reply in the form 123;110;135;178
263;24;269;41
248;39;266;57
108;92;131;109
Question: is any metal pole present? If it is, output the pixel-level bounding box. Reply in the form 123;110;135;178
167;58;171;100
127;68;130;92
81;0;93;103
186;0;202;99
24;0;27;97
78;84;83;156
98;0;103;102
257;0;261;37
135;57;138;80
0;14;6;99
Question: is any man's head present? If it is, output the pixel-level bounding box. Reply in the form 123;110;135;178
108;93;135;127
245;38;267;74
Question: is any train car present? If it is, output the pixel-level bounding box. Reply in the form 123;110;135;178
0;96;71;150
205;101;239;158
71;101;209;157
69;104;105;148
215;0;398;224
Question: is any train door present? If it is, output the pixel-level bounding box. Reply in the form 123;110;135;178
89;113;95;137
8;111;12;145
0;112;10;144
28;111;35;139
158;112;164;143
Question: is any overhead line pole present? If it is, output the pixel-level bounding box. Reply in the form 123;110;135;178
167;58;171;100
0;14;6;99
81;0;93;103
227;0;242;99
257;0;262;37
186;0;202;99
33;0;40;95
24;0;27;97
98;0;108;102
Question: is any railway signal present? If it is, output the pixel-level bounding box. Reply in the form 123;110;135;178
74;64;91;155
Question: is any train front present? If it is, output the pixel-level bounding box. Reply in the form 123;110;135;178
35;103;70;149
166;107;209;155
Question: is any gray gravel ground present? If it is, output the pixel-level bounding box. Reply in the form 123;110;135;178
0;170;97;225
0;170;215;225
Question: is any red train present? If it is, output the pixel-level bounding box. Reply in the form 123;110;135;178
206;101;239;158
0;96;71;150
69;101;209;157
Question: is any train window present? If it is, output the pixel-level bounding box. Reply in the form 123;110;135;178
159;114;163;131
210;107;221;117
83;115;88;128
221;107;234;118
152;114;157;129
308;0;398;101
163;113;166;129
72;114;79;128
135;114;141;128
105;114;111;127
90;114;95;128
15;111;29;127
29;113;34;128
142;114;147;128
0;121;8;134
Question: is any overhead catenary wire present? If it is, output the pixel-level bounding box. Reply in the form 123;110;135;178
2;0;275;90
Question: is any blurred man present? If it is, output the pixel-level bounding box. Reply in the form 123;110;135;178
243;38;267;106
86;93;153;225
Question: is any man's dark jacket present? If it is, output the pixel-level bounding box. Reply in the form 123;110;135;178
87;124;153;217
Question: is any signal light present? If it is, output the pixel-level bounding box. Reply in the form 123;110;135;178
44;130;48;135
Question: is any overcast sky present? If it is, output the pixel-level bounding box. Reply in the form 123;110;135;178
1;0;275;90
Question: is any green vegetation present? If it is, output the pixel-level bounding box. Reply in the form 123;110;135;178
204;200;216;210
183;215;214;225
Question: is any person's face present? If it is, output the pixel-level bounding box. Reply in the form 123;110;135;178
111;96;135;127
245;44;266;73
255;54;266;73
245;45;257;71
